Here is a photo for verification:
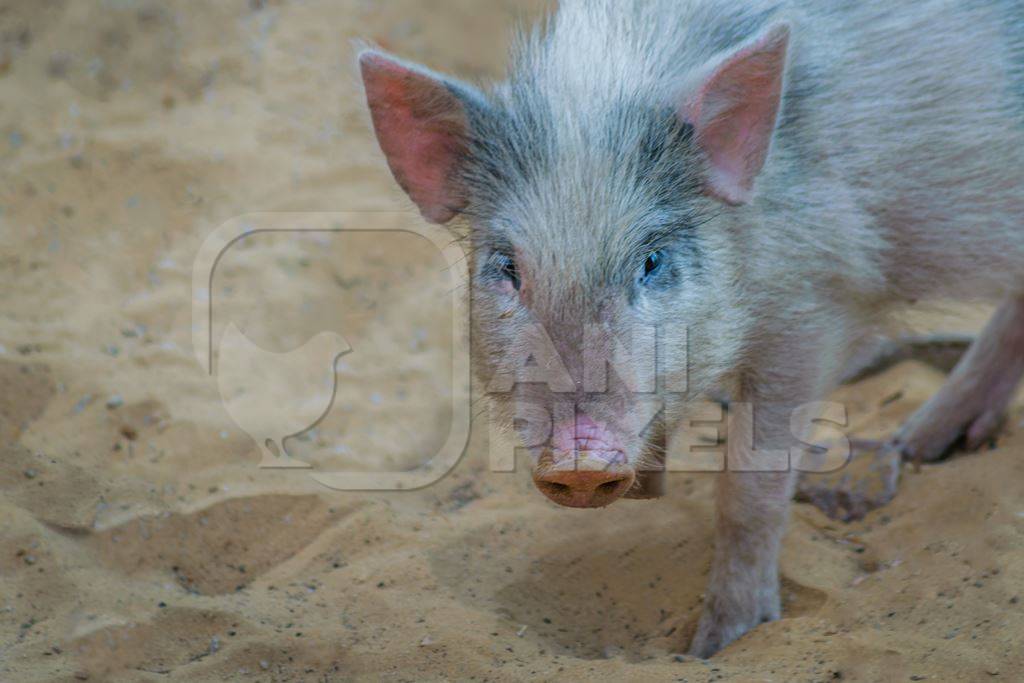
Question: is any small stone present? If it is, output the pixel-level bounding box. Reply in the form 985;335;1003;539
105;395;123;410
419;635;434;646
259;660;269;670
72;395;93;414
23;469;37;479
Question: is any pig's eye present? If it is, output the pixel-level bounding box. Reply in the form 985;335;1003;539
493;253;521;291
639;250;665;285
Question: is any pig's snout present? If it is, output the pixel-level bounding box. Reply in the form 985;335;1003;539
532;415;635;508
533;465;634;508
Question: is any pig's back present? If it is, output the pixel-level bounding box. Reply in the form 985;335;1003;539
538;0;1024;298
804;0;1024;297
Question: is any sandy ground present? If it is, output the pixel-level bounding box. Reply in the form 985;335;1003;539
2;1;1024;681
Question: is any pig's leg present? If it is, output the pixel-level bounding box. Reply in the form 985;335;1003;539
889;295;1024;462
690;469;795;658
798;295;1024;521
838;334;972;384
796;334;972;520
689;388;808;657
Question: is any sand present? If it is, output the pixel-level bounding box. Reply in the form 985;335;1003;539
1;1;1023;681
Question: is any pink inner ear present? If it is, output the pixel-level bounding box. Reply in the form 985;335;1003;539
360;52;468;224
681;24;790;205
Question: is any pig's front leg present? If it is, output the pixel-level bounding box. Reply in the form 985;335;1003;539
689;469;795;657
689;389;809;658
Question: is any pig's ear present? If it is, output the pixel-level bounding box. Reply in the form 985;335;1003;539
359;50;478;223
680;23;790;205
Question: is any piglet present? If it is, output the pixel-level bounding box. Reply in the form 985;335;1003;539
359;0;1024;656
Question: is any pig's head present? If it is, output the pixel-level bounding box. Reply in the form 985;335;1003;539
359;24;789;507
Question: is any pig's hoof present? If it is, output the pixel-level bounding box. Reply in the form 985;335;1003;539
688;597;780;658
795;441;902;522
888;382;1012;465
876;296;1024;464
